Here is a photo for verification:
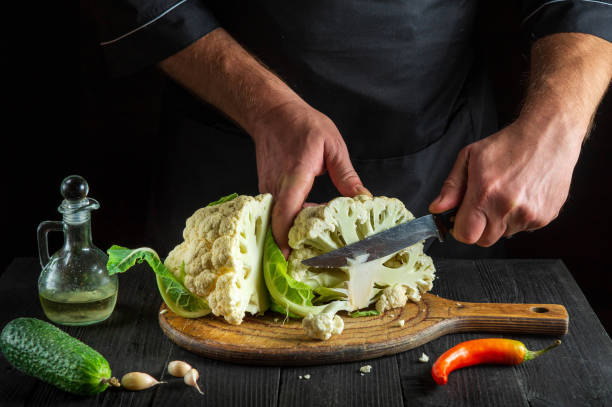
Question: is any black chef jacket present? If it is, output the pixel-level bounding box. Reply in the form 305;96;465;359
90;1;612;256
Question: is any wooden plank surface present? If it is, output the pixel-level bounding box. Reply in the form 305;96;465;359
0;258;610;407
0;258;281;407
276;355;405;407
395;259;530;407
475;260;612;406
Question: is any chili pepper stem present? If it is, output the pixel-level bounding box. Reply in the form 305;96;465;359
524;340;561;361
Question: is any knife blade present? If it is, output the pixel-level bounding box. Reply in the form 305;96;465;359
301;209;456;268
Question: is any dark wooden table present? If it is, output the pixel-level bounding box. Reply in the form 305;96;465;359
1;258;610;406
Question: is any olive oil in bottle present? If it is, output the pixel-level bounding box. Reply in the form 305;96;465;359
37;175;118;326
39;283;118;326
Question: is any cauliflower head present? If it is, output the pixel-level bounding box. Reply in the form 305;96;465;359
288;195;435;310
165;194;272;325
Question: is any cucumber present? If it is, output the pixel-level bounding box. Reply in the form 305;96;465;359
0;317;115;395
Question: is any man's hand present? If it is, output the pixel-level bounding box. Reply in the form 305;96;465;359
430;33;612;246
159;28;368;255
429;119;580;246
252;101;369;256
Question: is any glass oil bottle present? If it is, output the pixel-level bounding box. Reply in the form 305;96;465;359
37;175;118;325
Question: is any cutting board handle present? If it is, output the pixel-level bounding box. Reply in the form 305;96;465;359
431;296;569;336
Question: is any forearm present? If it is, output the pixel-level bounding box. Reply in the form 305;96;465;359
519;33;612;148
158;28;303;135
430;33;612;245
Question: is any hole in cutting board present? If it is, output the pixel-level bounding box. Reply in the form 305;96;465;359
530;307;549;313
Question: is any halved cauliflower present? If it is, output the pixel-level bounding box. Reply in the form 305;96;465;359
164;194;272;325
288;195;435;312
264;195;435;339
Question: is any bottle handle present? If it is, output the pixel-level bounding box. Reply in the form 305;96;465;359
37;221;64;268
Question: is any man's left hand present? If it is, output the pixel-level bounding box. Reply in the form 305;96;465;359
428;33;612;247
429;118;582;246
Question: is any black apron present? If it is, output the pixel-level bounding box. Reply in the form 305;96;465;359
91;0;612;257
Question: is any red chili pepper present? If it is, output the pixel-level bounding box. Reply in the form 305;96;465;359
431;338;561;385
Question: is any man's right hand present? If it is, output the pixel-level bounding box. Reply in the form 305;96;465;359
159;28;369;256
252;101;369;256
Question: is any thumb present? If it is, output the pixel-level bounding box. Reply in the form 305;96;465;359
271;170;315;258
326;144;371;197
429;147;469;213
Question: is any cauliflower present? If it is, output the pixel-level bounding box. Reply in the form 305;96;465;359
165;194;273;325
263;195;436;340
109;193;435;341
302;312;344;340
288;195;435;310
418;353;430;363
360;365;373;374
375;285;408;313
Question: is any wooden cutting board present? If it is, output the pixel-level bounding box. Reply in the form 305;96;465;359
158;293;568;366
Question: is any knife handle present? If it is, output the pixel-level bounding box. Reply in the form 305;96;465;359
433;208;457;242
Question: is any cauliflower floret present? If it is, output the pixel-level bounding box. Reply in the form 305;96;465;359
375;285;408;313
165;194;272;325
206;272;244;325
360;365;373;374
418;353;430;363
302;312;344;340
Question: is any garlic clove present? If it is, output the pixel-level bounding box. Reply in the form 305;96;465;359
184;368;204;395
121;372;165;391
168;360;193;377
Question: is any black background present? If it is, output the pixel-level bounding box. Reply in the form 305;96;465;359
0;2;609;334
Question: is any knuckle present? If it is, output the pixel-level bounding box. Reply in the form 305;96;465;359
477;238;495;248
477;227;504;247
516;206;537;226
503;223;519;238
326;140;349;162
338;169;359;184
530;218;549;230
453;228;480;245
479;230;503;247
481;179;500;199
474;185;495;210
284;163;314;181
515;206;549;230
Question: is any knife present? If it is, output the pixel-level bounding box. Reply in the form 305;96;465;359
301;208;457;268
